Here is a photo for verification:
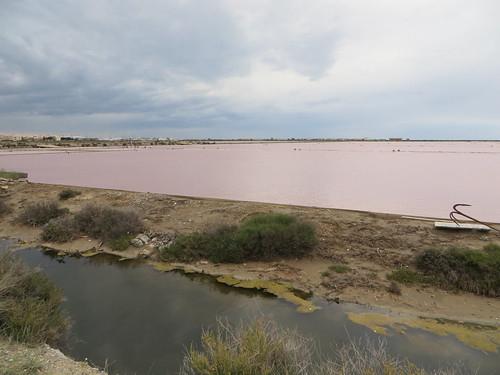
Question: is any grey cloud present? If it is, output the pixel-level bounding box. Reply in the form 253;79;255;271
0;0;499;139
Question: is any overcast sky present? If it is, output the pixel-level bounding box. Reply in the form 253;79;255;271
1;0;499;139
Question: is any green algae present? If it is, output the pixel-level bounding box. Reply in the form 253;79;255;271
151;263;318;313
152;262;177;272
80;250;100;257
216;275;319;313
347;312;500;353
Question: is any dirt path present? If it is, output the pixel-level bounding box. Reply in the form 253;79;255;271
1;180;499;326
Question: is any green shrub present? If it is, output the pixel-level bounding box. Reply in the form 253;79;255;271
235;213;317;259
109;235;133;251
74;204;144;242
181;320;315;375
180;319;463;375
0;252;68;344
415;245;500;297
17;201;68;227
163;213;317;263
0;170;28;180
58;189;81;200
40;215;77;243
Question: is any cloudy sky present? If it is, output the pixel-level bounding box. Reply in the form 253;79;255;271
1;0;499;139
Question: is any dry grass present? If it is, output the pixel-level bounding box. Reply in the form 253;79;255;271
17;201;68;227
74;204;144;242
181;319;470;375
0;252;68;344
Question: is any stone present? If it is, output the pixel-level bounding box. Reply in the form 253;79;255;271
130;238;144;247
137;234;150;244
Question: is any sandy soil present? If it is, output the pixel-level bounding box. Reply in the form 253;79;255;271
1;179;499;326
0;339;105;375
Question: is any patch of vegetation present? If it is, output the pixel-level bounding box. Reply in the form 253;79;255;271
388;244;500;297
0;252;68;344
74;204;144;242
108;235;133;251
17;201;68;227
387;268;431;285
162;213;317;263
180;319;467;375
329;263;351;274
40;215;77;243
0;170;28;180
58;189;81;200
415;244;500;297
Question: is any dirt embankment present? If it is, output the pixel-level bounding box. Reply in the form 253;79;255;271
0;339;105;375
1;180;499;326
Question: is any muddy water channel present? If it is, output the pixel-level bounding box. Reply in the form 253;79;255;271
12;246;500;375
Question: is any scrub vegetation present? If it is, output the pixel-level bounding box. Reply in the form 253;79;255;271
40;215;77;243
181;319;468;375
73;204;143;243
108;235;134;251
0;170;28;180
389;244;500;297
18;201;68;226
27;203;144;250
162;213;317;263
0;252;68;344
58;189;81;200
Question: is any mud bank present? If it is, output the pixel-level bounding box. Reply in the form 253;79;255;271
1;180;499;329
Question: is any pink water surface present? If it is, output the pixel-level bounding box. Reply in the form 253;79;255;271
1;141;500;222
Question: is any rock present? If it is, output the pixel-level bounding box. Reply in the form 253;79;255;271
130;238;144;247
137;234;150;244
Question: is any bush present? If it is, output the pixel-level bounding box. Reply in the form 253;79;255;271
58;189;81;200
108;235;132;251
0;252;68;344
181;320;315;375
40;215;77;243
180;319;466;375
17;201;68;226
163;213;317;263
236;213;317;259
74;204;144;242
415;245;500;297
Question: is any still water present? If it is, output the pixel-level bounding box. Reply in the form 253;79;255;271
6;243;498;375
1;141;499;222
